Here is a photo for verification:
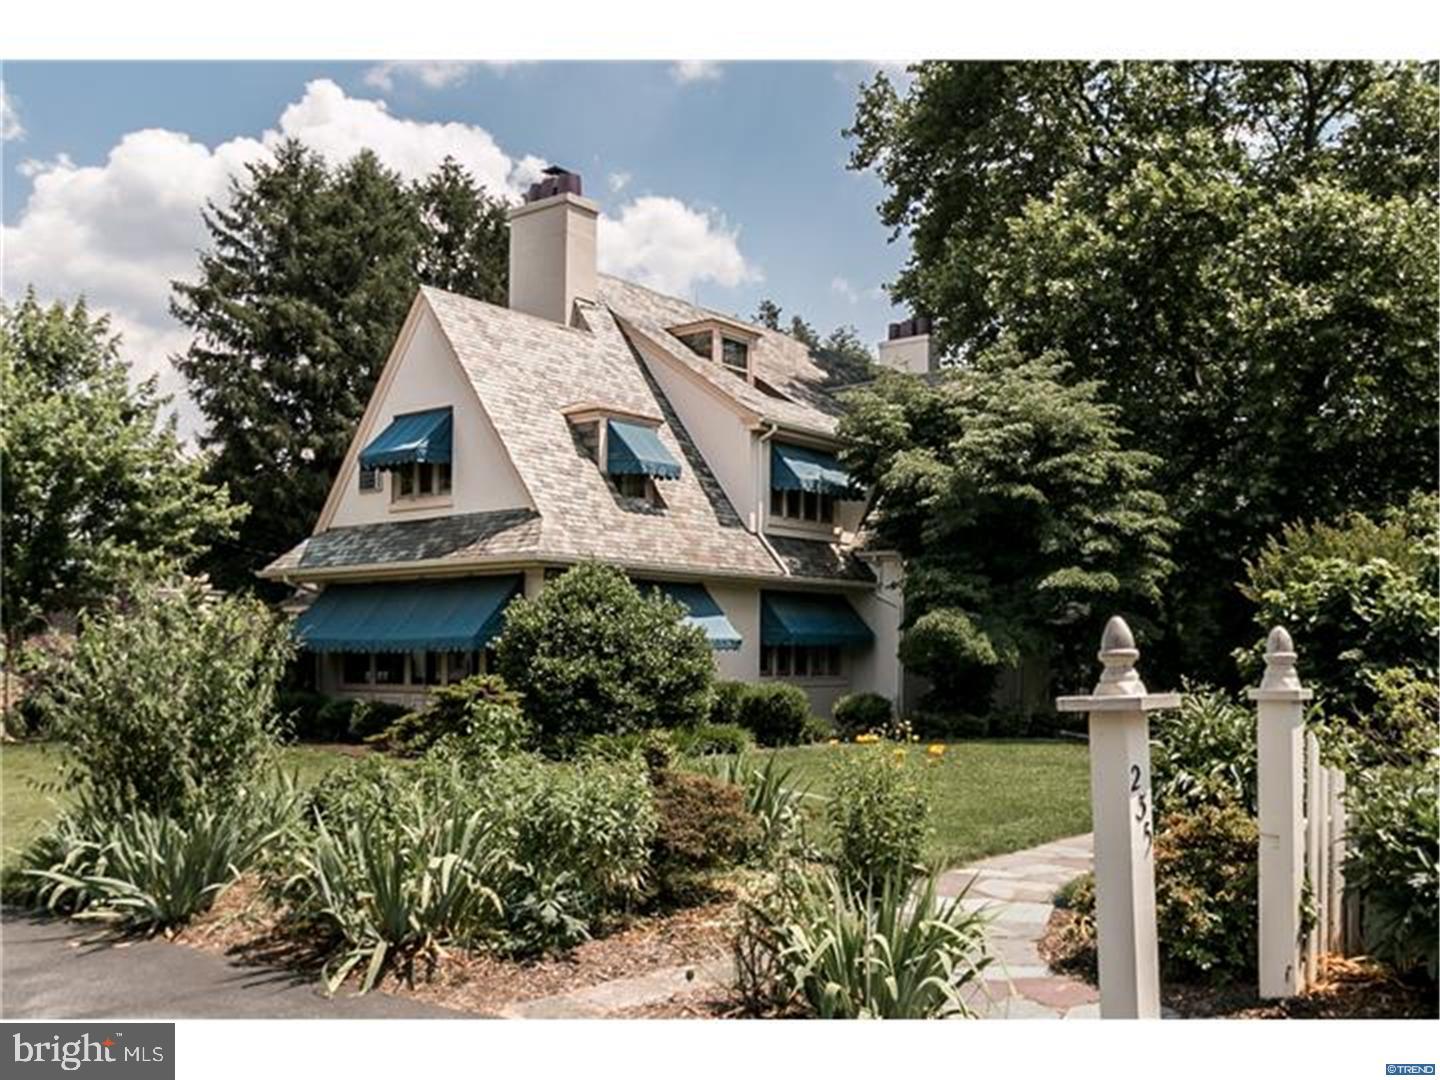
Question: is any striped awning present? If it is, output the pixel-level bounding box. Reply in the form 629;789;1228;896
640;581;742;651
293;576;520;653
770;442;859;497
761;591;873;647
607;418;681;480
359;407;453;469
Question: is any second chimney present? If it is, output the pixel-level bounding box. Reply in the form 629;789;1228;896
508;166;598;327
877;315;937;374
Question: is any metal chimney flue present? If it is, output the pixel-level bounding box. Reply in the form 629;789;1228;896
525;165;583;203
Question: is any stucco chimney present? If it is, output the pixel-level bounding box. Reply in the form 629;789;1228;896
507;166;598;327
877;316;937;375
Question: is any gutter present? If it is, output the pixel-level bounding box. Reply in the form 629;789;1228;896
754;421;786;574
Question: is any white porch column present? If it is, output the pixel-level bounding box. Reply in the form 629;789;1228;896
1249;626;1313;999
1057;616;1179;1019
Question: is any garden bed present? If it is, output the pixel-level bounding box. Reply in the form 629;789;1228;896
1039;907;1438;1019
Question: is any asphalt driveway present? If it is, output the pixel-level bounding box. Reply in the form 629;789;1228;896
1;911;467;1019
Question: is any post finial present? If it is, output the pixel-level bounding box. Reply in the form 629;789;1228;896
1094;615;1147;697
1259;625;1303;692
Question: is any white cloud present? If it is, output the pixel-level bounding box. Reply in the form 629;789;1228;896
599;196;759;295
3;79;757;439
607;170;631;193
671;61;723;84
830;276;859;303
2;82;24;141
361;60;530;91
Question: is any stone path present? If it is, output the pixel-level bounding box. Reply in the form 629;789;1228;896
937;833;1099;1019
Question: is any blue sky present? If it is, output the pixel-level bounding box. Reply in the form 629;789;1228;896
1;60;912;432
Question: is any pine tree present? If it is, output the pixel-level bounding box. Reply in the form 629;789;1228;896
415;156;509;303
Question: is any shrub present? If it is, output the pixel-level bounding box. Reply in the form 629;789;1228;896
1064;805;1259;982
826;745;930;887
1324;668;1439;771
494;563;715;753
734;865;991;1018
369;675;530;758
650;769;758;895
736;682;815;747
989;708;1032;738
671;722;754;758
709;679;749;727
1149;684;1257;817
833;691;893;737
1239;492;1438;721
276;690;333;742
1344;762;1439;977
36;577;292;818
17;779;301;932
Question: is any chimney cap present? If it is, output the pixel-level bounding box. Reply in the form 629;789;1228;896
887;314;933;341
526;166;583;203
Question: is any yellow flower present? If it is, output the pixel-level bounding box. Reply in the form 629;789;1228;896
827;738;839;747
927;744;946;757
892;748;906;760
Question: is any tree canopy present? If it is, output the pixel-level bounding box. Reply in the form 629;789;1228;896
839;348;1175;709
1;290;242;649
848;61;1439;680
171;142;510;589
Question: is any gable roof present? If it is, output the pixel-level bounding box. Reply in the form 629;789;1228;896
263;279;873;587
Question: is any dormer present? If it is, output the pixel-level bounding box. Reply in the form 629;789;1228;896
564;403;682;509
668;316;763;384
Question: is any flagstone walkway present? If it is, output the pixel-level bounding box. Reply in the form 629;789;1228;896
938;833;1100;1019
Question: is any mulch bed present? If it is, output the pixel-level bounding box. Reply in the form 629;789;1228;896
178;875;741;1016
1039;907;1437;1019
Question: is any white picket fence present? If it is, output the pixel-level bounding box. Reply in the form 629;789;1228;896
1060;618;1357;1017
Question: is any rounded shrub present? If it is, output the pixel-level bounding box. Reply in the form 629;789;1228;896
651;768;758;895
709;679;750;727
494;563;715;753
832;691;893;737
736;683;815;747
369;675;530;757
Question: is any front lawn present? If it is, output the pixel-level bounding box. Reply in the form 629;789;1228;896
0;741;359;870
758;738;1091;867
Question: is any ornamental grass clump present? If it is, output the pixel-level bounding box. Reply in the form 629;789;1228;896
735;865;991;1019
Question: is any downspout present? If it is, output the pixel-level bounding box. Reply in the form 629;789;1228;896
754;421;784;571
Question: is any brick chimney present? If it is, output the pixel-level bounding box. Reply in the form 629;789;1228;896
507;166;598;327
877;315;937;374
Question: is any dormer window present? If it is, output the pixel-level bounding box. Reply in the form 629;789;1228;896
565;405;681;511
769;441;860;530
668;318;761;384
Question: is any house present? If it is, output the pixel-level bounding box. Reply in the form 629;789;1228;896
260;167;937;717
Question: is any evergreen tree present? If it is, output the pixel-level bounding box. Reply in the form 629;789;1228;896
415;156;509;303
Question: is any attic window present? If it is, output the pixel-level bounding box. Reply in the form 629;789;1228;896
668;318;761;383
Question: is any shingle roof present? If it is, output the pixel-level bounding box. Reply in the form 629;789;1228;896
264;278;873;585
597;275;867;436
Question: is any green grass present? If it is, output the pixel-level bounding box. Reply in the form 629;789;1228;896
0;741;361;869
756;739;1092;867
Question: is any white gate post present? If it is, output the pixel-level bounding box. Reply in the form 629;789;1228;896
1250;626;1313;999
1057;616;1179;1019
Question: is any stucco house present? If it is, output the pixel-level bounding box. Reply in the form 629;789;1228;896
260;167;938;718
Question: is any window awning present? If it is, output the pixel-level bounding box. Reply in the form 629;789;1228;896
607;419;681;480
293;575;520;653
761;591;873;648
640;581;742;651
770;442;860;497
358;407;453;470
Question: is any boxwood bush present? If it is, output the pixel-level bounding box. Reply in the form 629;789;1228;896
736;682;816;747
495;563;715;753
832;691;893;737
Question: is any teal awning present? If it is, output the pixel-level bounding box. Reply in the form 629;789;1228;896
607;419;681;480
770;442;859;496
640;581;741;651
761;591;873;648
359;407;453;470
294;576;520;653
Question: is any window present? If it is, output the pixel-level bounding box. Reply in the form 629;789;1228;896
761;644;843;680
343;653;372;685
391;461;452;502
720;336;749;377
342;650;482;688
770;488;835;525
573;420;601;464
675;330;713;359
358;466;380;493
373;652;406;685
612;473;652;501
